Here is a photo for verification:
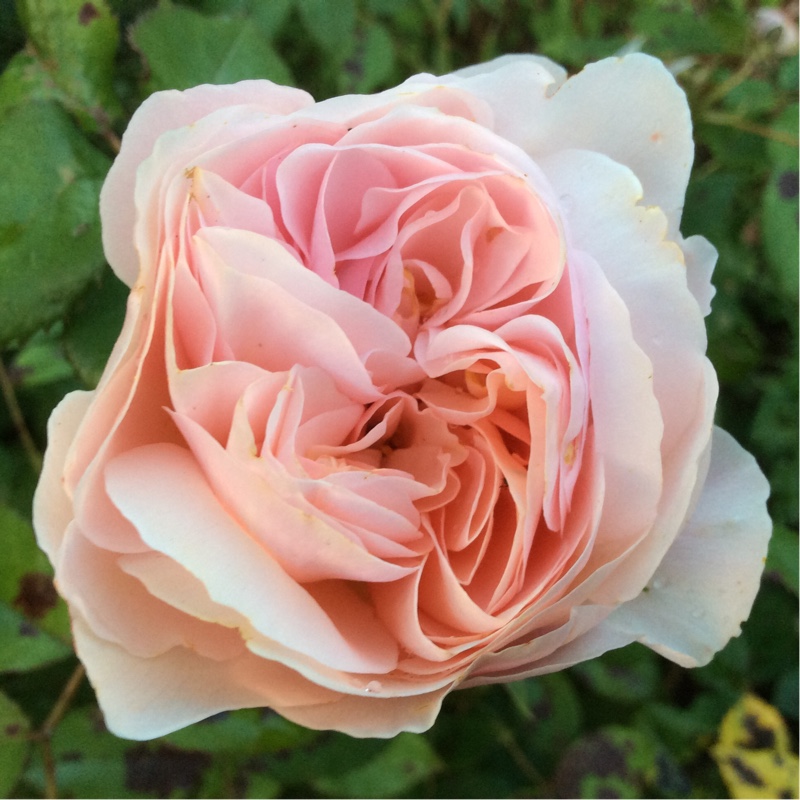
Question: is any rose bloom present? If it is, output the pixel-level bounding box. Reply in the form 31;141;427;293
34;54;771;739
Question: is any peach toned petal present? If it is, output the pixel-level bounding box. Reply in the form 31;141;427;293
191;228;418;395
279;685;453;738
174;413;419;583
72;613;337;740
168;361;270;446
570;250;663;564
32;391;93;559
101;81;312;285
104;443;401;673
58;527;243;661
544;149;717;603
463;602;616;684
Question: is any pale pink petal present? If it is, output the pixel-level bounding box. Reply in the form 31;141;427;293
463;54;694;238
450;53;568;86
543;149;716;601
570;250;663;568
602;427;771;666
101;81;312;285
32;391;93;559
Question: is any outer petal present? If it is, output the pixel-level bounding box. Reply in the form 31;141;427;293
467;428;769;679
101;81;313;285
104;443;401;674
279;685;452;738
602;427;771;666
682;234;718;317
72;613;336;740
449;54;693;238
32;391;94;559
450;53;568;87
541;148;715;601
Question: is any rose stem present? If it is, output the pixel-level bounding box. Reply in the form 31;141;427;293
0;358;42;473
38;663;86;800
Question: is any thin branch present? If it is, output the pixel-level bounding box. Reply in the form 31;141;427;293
37;663;86;800
101;126;121;154
495;724;545;787
0;359;43;473
40;663;86;737
41;741;57;800
702;110;800;147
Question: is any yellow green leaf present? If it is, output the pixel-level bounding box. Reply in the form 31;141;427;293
712;693;799;799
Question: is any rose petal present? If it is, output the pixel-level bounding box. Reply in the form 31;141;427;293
72;612;336;740
457;54;694;238
602;427;771;666
104;443;401;673
102;81;313;285
32;391;93;559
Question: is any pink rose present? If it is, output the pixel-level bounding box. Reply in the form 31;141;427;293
34;54;771;739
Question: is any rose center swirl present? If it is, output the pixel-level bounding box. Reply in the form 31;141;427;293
167;125;588;656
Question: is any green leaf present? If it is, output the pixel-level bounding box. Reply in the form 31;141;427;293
14;334;76;389
765;524;799;595
740;582;798;685
25;706;138;799
0;690;31;797
778;54;799;93
190;0;294;39
0;504;71;643
0;603;71;673
63;268;129;388
555;726;662;800
762;166;799;297
296;0;356;59
15;0;120;130
638;700;720;762
766;103;799;169
312;733;441;798
505;673;583;767
161;710;270;755
723;79;779;118
0;50;65;115
0;504;73;674
772;666;799;722
631;6;746;55
131;1;293;92
244;771;281;798
246;0;293;39
571;644;660;704
351;22;395;93
0;101;110;347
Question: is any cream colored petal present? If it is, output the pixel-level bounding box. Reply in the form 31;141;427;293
602;427;771;667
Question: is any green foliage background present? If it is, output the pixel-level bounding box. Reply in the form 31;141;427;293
0;0;797;797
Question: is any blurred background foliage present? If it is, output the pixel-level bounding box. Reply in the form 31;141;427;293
0;0;797;797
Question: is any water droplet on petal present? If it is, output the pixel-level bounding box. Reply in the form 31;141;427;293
365;680;382;693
